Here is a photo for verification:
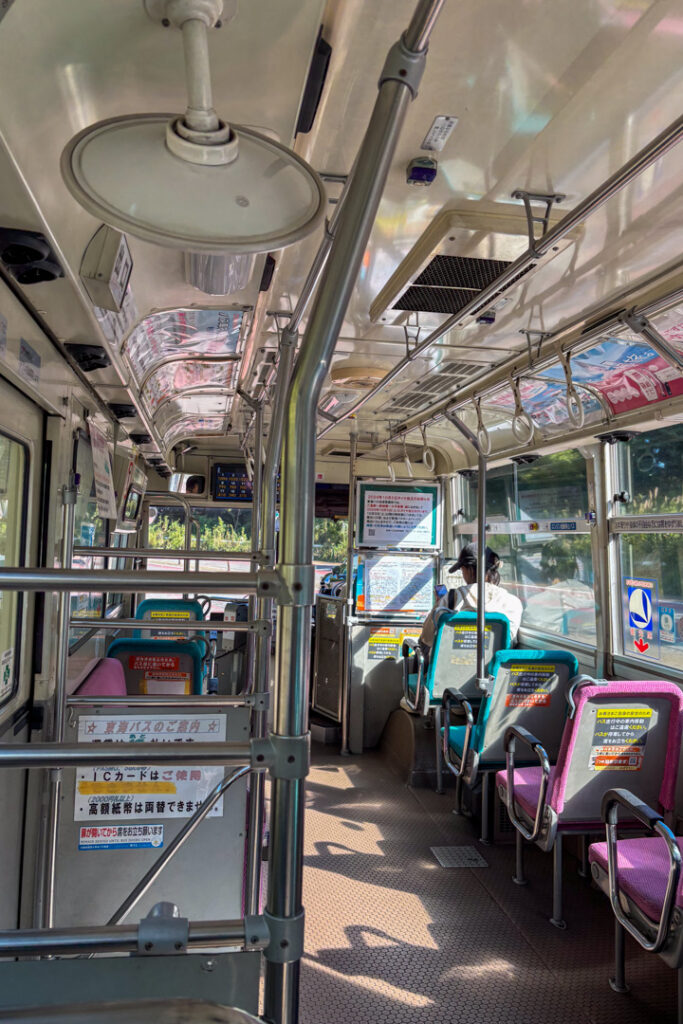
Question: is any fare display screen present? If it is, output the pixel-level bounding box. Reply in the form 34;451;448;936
212;463;253;503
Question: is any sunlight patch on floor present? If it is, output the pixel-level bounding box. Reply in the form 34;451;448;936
304;957;435;1009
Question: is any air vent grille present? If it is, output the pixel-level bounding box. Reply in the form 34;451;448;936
382;360;483;416
415;255;510;290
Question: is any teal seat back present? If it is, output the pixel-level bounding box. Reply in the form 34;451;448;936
134;598;205;639
428;612;511;702
476;648;578;762
107;637;204;695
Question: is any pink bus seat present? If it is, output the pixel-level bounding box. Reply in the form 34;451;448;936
73;658;127;697
589;836;683;923
495;679;683;928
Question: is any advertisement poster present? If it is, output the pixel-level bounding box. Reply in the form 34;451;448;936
357;482;441;549
88;419;118;518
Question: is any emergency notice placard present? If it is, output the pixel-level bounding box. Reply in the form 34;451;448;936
74;714;226;821
589;707;652;771
357;482;441;549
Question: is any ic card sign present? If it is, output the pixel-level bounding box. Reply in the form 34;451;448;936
74;714;226;822
589;706;652;771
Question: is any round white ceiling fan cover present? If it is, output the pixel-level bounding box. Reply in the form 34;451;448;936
61;114;326;253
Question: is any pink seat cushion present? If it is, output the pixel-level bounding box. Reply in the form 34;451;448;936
496;766;557;819
589;837;683;921
75;658;127;697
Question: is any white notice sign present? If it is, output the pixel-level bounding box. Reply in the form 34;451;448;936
358;483;440;548
74;714;227;821
88;419;118;519
359;555;435;617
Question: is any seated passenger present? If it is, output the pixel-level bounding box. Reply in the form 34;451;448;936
419;543;523;653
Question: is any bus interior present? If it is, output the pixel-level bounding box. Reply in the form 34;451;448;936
0;1;681;1022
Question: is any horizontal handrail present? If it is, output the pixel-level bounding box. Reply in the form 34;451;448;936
0;741;253;768
109;766;251;925
0;917;255;957
69;617;269;634
73;547;256;560
0;568;272;593
66;694;261;709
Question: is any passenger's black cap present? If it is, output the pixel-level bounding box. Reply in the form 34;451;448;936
449;543;500;574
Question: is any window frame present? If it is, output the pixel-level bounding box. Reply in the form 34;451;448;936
0;428;29;711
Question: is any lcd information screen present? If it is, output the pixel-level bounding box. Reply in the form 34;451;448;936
212;463;253;503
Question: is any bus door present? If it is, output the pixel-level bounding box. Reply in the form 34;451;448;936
0;379;42;928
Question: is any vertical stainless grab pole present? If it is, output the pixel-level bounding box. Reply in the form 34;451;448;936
245;333;296;916
264;4;442;1020
340;430;357;755
245;402;264;695
40;477;77;929
444;412;486;683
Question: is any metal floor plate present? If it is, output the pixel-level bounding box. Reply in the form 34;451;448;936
300;746;678;1024
430;845;489;868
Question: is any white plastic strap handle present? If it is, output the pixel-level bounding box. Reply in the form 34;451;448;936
403;435;414;478
510;379;534;444
560;350;585;428
420;425;435;473
473;399;491;457
386;442;395;483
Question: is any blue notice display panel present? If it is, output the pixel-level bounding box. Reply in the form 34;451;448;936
212;463;253;502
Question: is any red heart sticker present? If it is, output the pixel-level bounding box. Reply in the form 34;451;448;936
634;638;649;654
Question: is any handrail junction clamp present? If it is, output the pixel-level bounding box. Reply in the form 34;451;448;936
262;909;305;964
267;564;315;606
511;190;566;258
251;733;311;780
379;35;427;98
243;913;270;951
137;904;189;956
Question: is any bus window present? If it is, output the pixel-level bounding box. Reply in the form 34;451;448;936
0;433;26;706
462;451;596;643
612;423;683;670
71;435;107;635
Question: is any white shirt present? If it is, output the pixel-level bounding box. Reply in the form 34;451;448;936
419;582;523;649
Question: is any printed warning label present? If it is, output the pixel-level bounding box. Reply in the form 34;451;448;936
129;655;179;671
79;824;164;851
141;672;191;695
367;628;401;661
504;664;556;708
74;714;226;820
589;707;653;771
149;610;192;619
449;626;493;665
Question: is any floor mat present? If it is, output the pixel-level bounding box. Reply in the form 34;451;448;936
299;746;677;1024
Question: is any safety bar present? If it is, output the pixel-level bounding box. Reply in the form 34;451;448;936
0;917;256;958
0;742;252;768
68;618;270;634
401;638;425;713
73;547;255;561
0;568;273;593
504;725;551;842
109;767;251;926
441;688;474;780
66;695;262;709
602;788;682;953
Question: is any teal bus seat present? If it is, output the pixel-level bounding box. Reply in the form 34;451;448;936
107;637;204;695
134;598;205;639
441;647;579;839
403;611;511;717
